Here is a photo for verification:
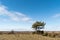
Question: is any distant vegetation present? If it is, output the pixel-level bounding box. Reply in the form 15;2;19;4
32;21;45;34
0;21;60;40
0;32;60;40
31;21;60;38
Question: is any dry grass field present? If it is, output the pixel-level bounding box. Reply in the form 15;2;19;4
0;33;60;40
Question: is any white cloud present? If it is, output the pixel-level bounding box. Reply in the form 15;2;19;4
0;4;32;22
52;14;60;18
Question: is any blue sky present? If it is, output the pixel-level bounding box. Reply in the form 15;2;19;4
0;0;60;31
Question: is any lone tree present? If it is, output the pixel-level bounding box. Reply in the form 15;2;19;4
32;21;45;34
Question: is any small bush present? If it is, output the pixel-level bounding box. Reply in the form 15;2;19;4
32;30;44;35
8;30;15;34
36;30;44;34
0;32;3;34
32;31;36;34
47;33;56;38
52;34;56;37
43;32;48;36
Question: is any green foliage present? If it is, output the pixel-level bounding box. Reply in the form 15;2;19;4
32;21;45;30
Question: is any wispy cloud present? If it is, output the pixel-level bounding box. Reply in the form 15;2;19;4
52;14;60;18
0;4;32;22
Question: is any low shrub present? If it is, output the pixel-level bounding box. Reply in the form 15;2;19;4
43;32;48;36
8;30;15;34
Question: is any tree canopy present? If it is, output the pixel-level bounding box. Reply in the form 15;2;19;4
32;21;45;31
